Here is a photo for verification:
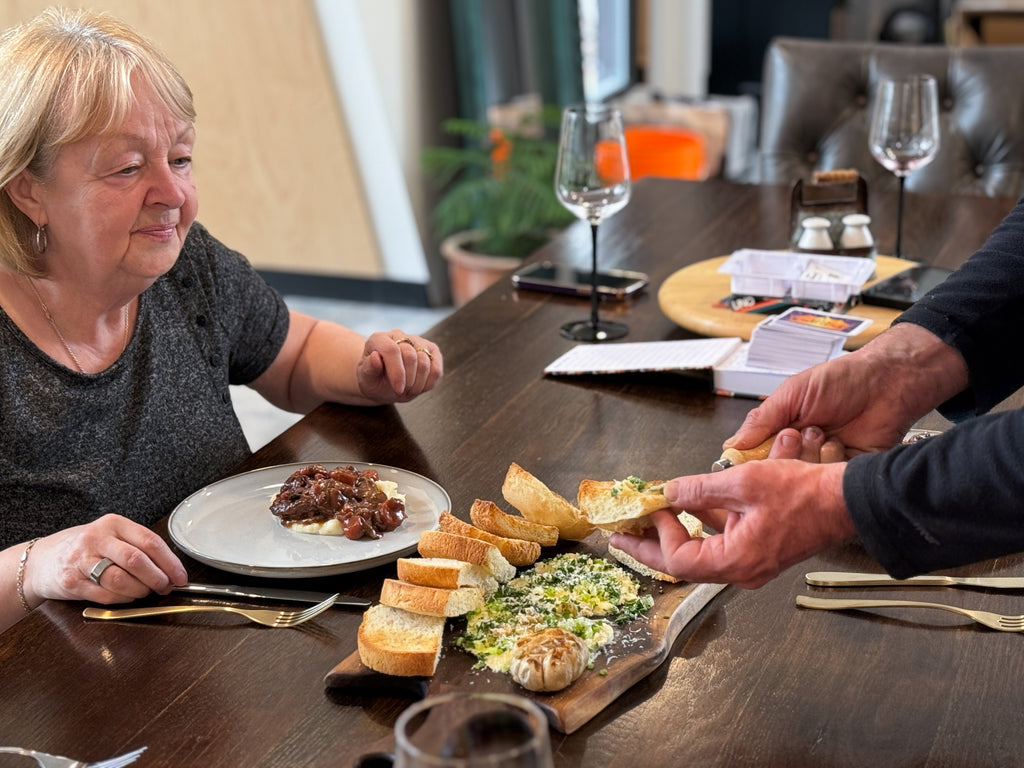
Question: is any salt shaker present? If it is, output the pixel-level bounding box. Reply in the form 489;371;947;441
797;216;833;251
839;213;874;249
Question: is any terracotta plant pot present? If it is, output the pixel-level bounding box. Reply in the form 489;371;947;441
440;230;522;307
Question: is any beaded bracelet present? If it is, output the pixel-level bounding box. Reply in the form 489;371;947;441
16;537;40;614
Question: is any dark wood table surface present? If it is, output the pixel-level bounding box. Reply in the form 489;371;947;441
3;179;1022;767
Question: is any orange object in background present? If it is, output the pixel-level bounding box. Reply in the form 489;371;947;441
623;125;707;180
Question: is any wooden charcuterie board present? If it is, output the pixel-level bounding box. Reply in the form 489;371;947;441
658;254;912;350
324;534;727;734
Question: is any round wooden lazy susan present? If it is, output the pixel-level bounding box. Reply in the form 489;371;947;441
658;254;915;350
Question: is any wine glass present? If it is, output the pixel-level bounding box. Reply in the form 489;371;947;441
554;103;631;341
394;692;554;768
868;74;940;259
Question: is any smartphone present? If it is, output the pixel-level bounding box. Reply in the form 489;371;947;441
511;261;649;300
860;265;953;310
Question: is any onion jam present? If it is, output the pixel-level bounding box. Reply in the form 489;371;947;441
270;464;406;540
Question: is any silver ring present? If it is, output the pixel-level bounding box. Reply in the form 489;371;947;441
88;557;114;585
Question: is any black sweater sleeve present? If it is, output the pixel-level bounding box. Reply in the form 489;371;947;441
845;197;1024;576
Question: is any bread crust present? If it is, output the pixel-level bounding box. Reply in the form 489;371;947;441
357;604;445;677
470;499;559;546
502;463;594;541
396;557;498;596
417;529;516;583
379;578;483;617
438;510;541;566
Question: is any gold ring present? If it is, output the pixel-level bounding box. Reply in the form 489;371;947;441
395;337;413;346
416;347;433;360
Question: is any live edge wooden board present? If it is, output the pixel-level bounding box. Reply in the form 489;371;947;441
324;533;727;735
658;255;914;350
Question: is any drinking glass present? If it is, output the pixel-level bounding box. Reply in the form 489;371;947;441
394;692;554;768
554;103;631;341
868;74;940;258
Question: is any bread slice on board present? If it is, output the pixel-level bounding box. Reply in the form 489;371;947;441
501;463;594;541
417;529;516;583
379;578;483;617
357;604;446;677
396;557;498;596
470;498;559;547
438;510;541;566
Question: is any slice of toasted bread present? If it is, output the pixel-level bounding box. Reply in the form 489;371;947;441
470;499;559;547
438;510;540;566
501;463;594;541
357;604;446;677
379;578;483;617
396;557;498;596
606;543;680;583
605;510;706;583
417;529;516;583
577;477;672;535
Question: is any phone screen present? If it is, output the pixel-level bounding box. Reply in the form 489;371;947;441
511;262;649;299
861;266;953;309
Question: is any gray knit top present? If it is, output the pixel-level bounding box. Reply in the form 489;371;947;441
0;223;289;548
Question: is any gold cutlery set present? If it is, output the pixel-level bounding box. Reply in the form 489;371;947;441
80;585;367;628
798;571;1024;632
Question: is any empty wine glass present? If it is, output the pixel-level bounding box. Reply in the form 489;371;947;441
554;103;631;341
868;74;940;259
394;692;554;768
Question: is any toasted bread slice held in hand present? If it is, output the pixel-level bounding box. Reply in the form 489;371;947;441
417;529;516;583
357;604;445;677
470;498;559;547
502;463;594;541
397;557;498;597
605;510;706;583
379;578;483;617
577;476;673;535
438;510;541;566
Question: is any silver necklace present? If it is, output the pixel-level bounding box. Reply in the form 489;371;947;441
25;277;129;373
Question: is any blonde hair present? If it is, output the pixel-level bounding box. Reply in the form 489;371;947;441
0;7;196;274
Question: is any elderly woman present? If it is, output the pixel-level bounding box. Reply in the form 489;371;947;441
0;8;443;631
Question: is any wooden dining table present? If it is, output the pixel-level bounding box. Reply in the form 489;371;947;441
3;178;1023;768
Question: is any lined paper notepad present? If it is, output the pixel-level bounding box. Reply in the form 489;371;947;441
544;338;744;376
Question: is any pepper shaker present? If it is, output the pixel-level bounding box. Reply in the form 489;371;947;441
839;213;874;249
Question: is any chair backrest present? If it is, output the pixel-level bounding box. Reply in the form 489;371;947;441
757;36;1024;197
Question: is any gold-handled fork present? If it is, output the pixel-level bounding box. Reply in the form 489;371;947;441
0;745;146;767
797;595;1024;632
82;593;338;628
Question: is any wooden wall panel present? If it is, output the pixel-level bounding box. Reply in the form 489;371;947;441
0;0;383;278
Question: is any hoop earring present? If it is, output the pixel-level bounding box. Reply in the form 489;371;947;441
33;225;47;254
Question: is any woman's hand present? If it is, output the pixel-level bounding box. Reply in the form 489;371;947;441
357;331;443;403
23;514;188;607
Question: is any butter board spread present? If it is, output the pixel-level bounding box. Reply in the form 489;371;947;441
456;552;654;673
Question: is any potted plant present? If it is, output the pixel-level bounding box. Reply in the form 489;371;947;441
422;105;576;305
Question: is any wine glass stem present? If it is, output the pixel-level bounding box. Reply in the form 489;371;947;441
589;222;600;329
895;175;906;259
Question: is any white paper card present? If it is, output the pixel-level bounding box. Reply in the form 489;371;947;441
544;337;743;376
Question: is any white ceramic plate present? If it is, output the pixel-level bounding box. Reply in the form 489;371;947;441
168;462;449;578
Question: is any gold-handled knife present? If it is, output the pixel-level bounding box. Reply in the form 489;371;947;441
172;583;371;607
712;436;776;471
806;571;1024;589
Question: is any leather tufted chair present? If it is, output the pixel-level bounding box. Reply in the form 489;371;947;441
757;37;1024;197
